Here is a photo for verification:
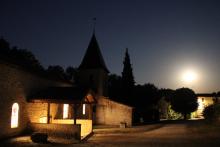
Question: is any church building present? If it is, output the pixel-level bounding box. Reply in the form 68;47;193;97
0;34;133;140
77;34;133;126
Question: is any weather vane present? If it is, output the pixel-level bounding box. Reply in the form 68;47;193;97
93;17;96;34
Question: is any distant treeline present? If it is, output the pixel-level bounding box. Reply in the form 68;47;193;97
0;38;77;83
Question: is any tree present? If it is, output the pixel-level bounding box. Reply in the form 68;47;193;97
108;74;122;101
121;48;135;103
170;88;198;120
12;48;44;71
65;66;78;83
203;104;220;123
0;37;44;72
0;38;10;50
134;84;159;107
133;83;160;122
47;65;65;80
159;88;174;102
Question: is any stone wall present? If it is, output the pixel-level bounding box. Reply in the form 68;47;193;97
96;97;133;127
27;103;48;123
78;69;108;96
0;62;71;139
52;119;92;138
29;123;81;140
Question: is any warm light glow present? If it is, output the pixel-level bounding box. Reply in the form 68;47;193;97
197;98;204;110
11;103;19;128
182;70;197;83
63;104;69;119
39;116;47;123
52;119;92;137
195;97;215;118
83;104;86;115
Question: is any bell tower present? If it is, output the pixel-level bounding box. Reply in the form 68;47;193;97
78;34;109;97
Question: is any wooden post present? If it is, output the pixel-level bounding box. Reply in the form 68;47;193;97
47;102;50;124
89;104;92;119
74;104;77;125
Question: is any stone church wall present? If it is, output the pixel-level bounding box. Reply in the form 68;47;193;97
78;69;108;96
0;62;71;139
96;97;133;127
26;103;48;123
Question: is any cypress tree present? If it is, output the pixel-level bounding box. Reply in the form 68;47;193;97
121;48;135;103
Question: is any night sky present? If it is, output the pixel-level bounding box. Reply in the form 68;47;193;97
1;0;220;93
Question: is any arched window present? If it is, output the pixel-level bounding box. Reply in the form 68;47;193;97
11;103;19;128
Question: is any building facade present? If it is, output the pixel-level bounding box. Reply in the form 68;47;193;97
193;93;219;118
0;34;133;140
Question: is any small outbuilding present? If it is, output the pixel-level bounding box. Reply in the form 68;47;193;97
27;86;96;140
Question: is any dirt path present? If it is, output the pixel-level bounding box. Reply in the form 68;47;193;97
81;121;220;147
2;121;220;147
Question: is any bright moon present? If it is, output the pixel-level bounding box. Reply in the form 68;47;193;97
182;70;198;83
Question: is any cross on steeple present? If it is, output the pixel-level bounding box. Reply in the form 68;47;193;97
92;17;96;34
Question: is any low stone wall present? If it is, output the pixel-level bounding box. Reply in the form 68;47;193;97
52;119;93;138
76;119;93;138
29;123;81;140
96;97;133;127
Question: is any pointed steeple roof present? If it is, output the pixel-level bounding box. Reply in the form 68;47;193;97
79;34;109;73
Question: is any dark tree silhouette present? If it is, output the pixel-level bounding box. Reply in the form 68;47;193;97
0;38;44;72
0;38;10;50
12;48;44;71
170;88;198;120
47;65;65;80
133;83;160;122
65;66;78;83
121;48;135;103
134;84;159;107
108;74;122;101
159;88;174;102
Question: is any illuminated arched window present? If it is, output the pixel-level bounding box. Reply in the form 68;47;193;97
11;103;19;128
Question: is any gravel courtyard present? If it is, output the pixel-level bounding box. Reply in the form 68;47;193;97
2;120;220;147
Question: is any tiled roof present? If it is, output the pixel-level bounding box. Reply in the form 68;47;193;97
78;34;109;73
28;86;96;104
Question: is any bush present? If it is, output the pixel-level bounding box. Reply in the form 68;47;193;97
167;105;183;120
203;104;220;122
31;132;48;143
